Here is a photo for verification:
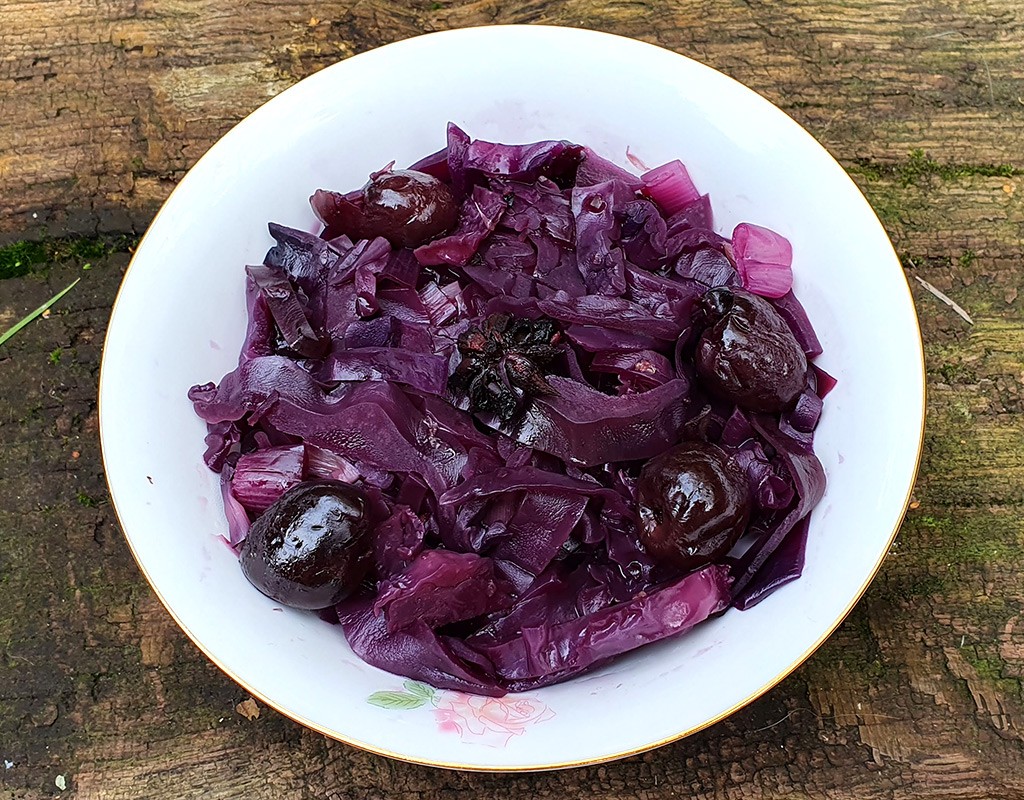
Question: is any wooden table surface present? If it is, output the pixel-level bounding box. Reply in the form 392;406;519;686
2;2;1023;798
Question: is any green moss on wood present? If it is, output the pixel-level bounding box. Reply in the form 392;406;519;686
75;491;100;508
848;150;1018;187
965;652;1004;681
901;509;1018;569
962;648;1022;700
874;569;949;604
805;604;892;683
962;594;1014;632
900;253;953;271
0;241;49;280
937;362;977;385
0;235;138;280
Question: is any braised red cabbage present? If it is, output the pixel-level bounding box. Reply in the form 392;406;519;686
190;125;830;695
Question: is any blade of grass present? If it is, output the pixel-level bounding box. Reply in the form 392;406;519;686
0;278;81;348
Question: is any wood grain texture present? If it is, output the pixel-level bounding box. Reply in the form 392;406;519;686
1;0;1023;798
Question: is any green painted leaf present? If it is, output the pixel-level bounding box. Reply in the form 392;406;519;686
366;691;426;710
403;680;435;699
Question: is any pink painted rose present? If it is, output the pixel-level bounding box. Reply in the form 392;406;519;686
433;693;555;747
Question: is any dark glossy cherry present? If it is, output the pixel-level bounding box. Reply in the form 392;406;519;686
360;169;458;248
240;481;372;609
695;287;808;413
637;441;751;572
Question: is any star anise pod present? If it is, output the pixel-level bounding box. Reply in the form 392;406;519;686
451;314;561;422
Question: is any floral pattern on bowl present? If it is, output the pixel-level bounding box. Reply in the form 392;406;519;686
368;681;555;748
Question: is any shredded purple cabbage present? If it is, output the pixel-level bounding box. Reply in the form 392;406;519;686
191;125;830;695
373;549;514;633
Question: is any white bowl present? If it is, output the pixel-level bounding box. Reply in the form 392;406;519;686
100;25;925;770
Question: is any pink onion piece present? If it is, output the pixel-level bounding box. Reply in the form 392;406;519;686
640;160;701;215
230;444;305;514
221;472;252;546
732;222;794;298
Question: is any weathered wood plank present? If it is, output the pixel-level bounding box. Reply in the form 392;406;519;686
1;0;1023;798
1;0;1022;238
